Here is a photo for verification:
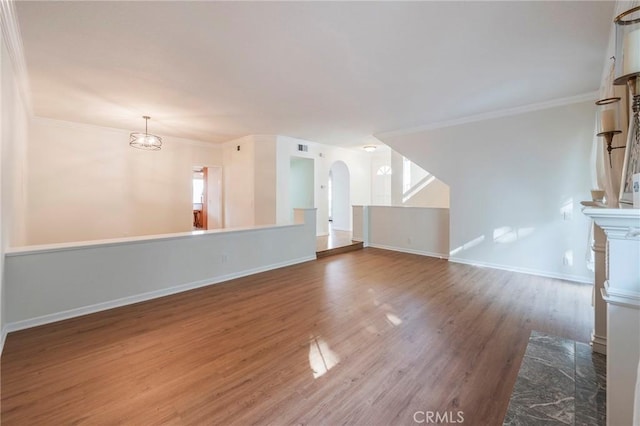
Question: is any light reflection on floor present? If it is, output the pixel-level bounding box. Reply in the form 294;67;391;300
308;336;341;379
316;224;354;252
385;313;403;326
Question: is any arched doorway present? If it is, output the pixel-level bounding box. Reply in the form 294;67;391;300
329;161;350;231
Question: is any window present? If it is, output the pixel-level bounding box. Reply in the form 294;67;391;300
376;165;392;176
403;157;411;193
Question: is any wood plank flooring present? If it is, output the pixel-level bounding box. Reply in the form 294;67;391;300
1;248;592;425
315;227;354;251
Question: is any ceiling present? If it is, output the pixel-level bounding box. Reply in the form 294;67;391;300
16;1;614;146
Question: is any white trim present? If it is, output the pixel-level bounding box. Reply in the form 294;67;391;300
31;116;131;136
375;91;598;138
330;226;351;232
582;207;640;240
4;255;316;333
368;243;448;260
6;222;302;256
365;205;449;211
601;283;640;309
30;116;220;149
591;242;606;254
590;332;607;355
0;0;32;113
0;326;7;356
448;257;594;285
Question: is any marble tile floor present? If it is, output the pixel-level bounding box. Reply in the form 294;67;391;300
504;331;606;426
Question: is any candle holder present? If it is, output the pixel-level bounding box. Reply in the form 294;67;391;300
613;7;640;134
596;130;623;168
596;96;621;133
596;97;624;168
614;6;640;202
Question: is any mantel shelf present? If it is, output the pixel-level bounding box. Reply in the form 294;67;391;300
582;207;640;240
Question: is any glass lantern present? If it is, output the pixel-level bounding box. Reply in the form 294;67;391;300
596;97;621;134
613;6;640;86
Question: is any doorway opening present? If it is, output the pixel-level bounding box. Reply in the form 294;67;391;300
328;161;350;231
192;166;223;230
317;161;360;256
328;170;332;222
289;157;315;220
192;168;206;230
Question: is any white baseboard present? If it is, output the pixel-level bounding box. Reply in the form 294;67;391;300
448;257;594;284
5;255;316;333
368;243;448;260
590;332;607;355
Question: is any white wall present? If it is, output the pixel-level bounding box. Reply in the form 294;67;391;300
254;137;277;225
380;100;596;282
223;136;255;228
206;166;223;229
276;135;371;235
26;118;223;245
353;205;449;258
370;149;392;205
390;151;450;208
223;135;279;228
329;160;350;231
222;134;371;234
370;147;449;208
402;181;450;208
290;157;314;210
5;209;316;329
1;26;30;350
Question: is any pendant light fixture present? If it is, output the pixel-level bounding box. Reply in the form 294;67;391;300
130;115;162;151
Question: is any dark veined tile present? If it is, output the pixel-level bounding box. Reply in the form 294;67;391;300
504;332;606;426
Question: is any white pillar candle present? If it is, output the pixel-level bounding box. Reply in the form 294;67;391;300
623;28;640;76
601;108;616;132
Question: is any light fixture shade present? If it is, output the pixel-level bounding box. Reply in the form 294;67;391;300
614;6;640;85
129;132;162;150
130;115;162;150
363;145;377;152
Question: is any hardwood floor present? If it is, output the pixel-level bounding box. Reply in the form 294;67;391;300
315;225;354;251
1;248;592;425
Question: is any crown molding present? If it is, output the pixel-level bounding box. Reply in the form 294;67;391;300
375;91;599;140
31;116;221;149
0;0;33;113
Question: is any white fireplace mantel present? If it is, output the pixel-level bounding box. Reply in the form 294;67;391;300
582;207;640;426
583;208;640;240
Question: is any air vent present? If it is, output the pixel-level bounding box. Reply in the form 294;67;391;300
297;144;308;152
